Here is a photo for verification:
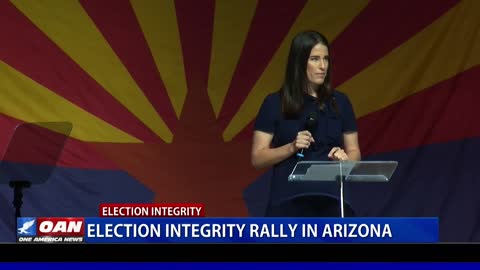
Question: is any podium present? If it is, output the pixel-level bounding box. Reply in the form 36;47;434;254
288;161;398;218
0;122;72;229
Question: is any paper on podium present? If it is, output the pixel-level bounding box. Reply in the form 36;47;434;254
304;162;354;181
346;161;397;182
288;161;353;181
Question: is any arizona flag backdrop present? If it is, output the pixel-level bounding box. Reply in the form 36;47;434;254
0;0;479;242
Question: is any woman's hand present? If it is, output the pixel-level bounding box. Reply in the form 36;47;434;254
290;130;315;153
328;147;349;161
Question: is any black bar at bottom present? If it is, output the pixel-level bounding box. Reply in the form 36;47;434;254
0;244;479;262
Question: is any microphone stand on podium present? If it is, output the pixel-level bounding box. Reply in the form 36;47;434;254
288;160;398;217
8;180;31;229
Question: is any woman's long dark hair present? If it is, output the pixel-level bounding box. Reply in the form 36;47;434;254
280;31;336;118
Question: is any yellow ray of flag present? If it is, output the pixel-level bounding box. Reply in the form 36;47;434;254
207;0;258;117
11;0;172;142
338;0;480;118
131;0;188;119
223;0;370;141
0;60;141;143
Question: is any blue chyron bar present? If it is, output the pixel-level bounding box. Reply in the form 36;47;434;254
71;217;439;243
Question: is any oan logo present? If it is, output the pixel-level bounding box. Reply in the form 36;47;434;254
36;217;85;237
16;217;37;236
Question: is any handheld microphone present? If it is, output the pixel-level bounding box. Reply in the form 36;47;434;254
296;111;318;158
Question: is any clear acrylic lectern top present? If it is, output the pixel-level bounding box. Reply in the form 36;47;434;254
288;161;398;182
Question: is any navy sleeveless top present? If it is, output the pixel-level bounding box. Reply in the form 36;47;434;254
254;90;358;205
